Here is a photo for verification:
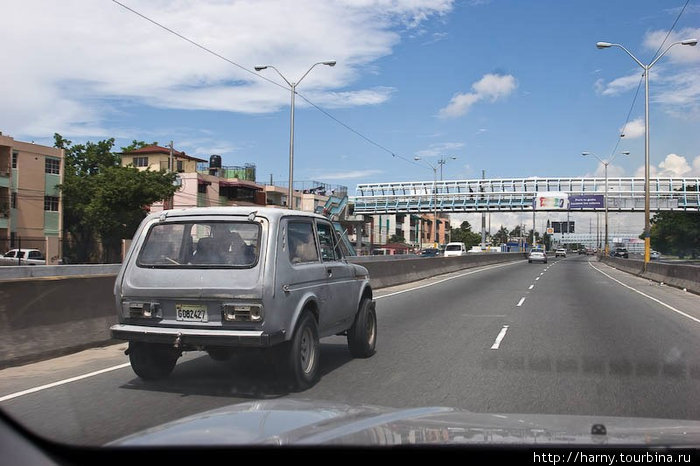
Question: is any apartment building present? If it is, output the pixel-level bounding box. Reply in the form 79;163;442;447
0;133;64;262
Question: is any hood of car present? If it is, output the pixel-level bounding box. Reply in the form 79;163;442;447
109;399;700;447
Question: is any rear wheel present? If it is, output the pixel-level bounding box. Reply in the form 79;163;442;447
347;298;377;358
128;342;179;380
281;311;320;390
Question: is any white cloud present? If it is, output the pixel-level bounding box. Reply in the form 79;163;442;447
316;169;382;180
585;163;626;178
620;118;644;139
633;154;700;177
643;28;700;65
0;0;453;137
415;142;465;157
595;71;642;96
438;74;517;118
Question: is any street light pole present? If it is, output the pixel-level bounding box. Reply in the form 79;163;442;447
596;38;697;264
414;157;440;246
254;61;336;209
582;151;630;255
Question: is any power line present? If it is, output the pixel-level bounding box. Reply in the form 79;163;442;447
110;0;421;170
607;0;690;161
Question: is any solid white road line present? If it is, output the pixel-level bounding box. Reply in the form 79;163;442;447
0;363;131;403
588;261;700;325
535;277;540;281
490;325;509;350
375;261;521;300
528;285;534;290
517;297;526;307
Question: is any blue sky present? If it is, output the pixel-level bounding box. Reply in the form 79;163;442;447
2;1;699;230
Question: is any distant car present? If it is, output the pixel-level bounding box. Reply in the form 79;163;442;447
578;249;586;255
613;247;629;258
443;242;467;257
0;248;46;265
650;250;661;260
420;248;440;257
555;248;567;258
586;248;595;256
528;248;547;264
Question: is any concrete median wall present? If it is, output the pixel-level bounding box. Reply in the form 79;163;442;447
0;254;524;368
601;256;700;295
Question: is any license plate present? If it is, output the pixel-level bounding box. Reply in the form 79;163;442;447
175;304;208;322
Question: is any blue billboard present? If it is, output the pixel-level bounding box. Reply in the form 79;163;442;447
569;194;604;209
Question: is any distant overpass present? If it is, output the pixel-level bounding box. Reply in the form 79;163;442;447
351;177;700;213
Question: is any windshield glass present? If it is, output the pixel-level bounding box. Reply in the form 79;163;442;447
138;221;259;267
2;0;700;454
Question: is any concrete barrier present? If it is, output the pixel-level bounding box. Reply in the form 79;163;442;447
0;254;525;368
0;274;118;368
350;253;525;289
601;256;700;295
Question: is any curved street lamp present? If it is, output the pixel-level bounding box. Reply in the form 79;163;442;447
255;61;336;208
596;38;697;264
581;150;630;256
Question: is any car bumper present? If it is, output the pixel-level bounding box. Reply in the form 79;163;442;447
110;324;286;348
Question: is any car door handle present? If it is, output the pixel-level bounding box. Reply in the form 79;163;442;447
327;268;333;278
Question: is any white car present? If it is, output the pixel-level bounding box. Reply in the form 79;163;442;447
1;249;46;265
555;248;567;258
443;242;467;257
528;248;547;264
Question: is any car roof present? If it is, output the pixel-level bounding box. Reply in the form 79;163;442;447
6;248;41;252
145;206;328;222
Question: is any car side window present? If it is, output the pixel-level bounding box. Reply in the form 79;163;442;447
288;221;319;264
316;221;339;262
28;251;44;259
4;251;15;258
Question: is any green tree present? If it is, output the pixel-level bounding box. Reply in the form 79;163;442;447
449;221;481;249
121;140;158;153
647;210;700;259
55;133;177;263
388;234;406;244
493;226;509;245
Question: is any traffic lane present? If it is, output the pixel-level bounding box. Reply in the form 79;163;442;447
479;255;700;420
288;258;560;409
0;260;534;445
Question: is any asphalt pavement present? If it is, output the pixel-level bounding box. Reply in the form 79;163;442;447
2;255;700;445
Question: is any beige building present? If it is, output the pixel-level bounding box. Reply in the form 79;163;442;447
0;133;64;262
120;144;207;173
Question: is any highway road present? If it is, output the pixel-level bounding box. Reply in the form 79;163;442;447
2;255;700;446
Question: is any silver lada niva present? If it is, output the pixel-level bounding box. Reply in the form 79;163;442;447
111;207;376;389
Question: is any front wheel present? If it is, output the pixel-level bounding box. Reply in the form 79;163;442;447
347;298;377;358
128;342;179;380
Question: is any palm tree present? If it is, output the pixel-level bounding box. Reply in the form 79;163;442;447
494;226;509;245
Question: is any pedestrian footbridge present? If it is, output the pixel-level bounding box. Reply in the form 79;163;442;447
351;177;700;213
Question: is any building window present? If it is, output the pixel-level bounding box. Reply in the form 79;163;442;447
45;157;60;174
44;196;59;211
11;192;17;208
177;160;184;172
12;152;18;168
133;156;149;167
198;183;207;194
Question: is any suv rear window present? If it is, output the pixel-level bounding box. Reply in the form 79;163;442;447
137;221;260;268
446;244;463;251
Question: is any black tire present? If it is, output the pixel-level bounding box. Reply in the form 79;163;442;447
207;347;232;362
528;260;532;263
128;341;179;381
347;298;377;358
282;311;320;390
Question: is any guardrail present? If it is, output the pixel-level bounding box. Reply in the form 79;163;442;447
601;256;700;295
0;254;524;368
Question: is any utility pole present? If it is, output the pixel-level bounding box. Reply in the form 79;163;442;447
481;170;486;246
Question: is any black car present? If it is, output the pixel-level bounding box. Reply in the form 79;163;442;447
613;247;629;258
420;248;440;257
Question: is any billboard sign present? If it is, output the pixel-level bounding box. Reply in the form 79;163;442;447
569;194;604;209
534;192;569;210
